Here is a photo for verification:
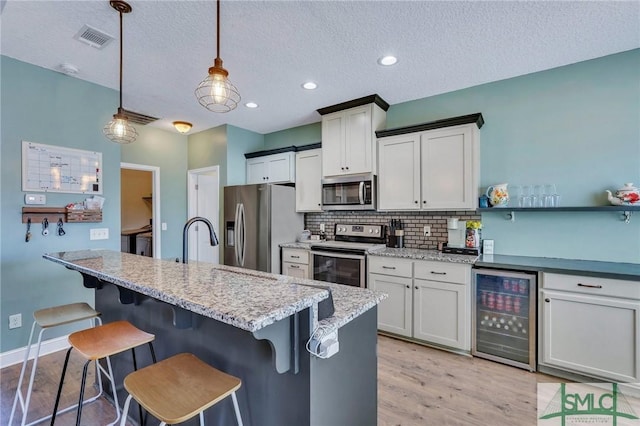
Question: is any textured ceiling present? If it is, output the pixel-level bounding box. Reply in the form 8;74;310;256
1;0;639;135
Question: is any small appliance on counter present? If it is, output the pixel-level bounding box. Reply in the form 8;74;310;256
446;218;466;248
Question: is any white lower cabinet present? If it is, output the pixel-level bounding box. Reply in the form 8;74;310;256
413;279;468;350
281;248;310;279
369;272;412;337
369;256;471;351
540;272;640;383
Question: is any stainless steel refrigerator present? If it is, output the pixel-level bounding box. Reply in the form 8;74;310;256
224;184;303;273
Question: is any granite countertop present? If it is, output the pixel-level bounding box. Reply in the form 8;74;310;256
43;249;385;332
368;247;478;264
280;241;314;250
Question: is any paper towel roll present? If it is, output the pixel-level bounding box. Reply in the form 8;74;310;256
447;218;459;229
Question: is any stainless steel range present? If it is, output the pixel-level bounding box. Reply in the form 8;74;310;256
310;224;385;288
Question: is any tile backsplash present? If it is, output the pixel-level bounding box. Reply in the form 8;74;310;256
305;211;481;250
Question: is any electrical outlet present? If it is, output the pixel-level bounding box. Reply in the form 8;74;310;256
423;225;431;237
9;313;22;329
89;228;109;240
319;223;325;232
161;222;167;231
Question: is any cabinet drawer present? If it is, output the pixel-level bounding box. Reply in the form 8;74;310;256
282;249;309;265
368;256;413;278
414;261;470;285
542;272;640;300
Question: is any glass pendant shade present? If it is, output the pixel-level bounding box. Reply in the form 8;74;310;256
195;58;240;113
104;109;138;144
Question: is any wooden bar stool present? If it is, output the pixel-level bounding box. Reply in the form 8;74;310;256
51;320;156;426
119;353;243;426
9;302;102;426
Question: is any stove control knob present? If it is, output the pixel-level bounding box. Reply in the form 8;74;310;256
374;229;380;234
368;229;373;233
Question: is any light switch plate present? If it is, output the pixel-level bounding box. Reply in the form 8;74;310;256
483;239;494;255
90;228;109;240
25;194;46;205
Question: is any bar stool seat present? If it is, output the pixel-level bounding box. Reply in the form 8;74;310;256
9;302;102;426
51;320;156;426
120;353;243;425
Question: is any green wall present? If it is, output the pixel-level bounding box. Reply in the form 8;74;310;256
227;125;264;185
386;49;640;263
0;56;120;351
264;122;321;150
121;126;188;260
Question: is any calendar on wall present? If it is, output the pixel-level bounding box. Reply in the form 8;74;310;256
22;141;103;194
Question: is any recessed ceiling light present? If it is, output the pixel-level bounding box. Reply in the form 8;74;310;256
302;81;317;90
245;102;259;108
378;56;398;66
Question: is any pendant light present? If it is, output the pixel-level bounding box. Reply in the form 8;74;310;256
103;0;137;144
195;0;240;113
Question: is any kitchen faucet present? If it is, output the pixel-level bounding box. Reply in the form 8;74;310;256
182;217;219;264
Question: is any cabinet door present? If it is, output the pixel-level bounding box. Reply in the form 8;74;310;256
413;278;469;350
246;158;267;184
282;261;309;279
377;134;421;210
267;153;294;183
321;112;345;177
541;289;640;383
369;273;413;337
421;125;475;210
343;105;372;175
295;149;322;212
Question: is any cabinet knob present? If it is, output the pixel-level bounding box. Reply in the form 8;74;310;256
415;286;419;290
406;285;410;289
345;166;349;170
414;200;418;204
545;298;550;303
423;200;427;204
341;167;345;170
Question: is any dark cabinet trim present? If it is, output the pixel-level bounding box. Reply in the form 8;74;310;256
376;113;484;138
317;94;390;116
244;143;322;159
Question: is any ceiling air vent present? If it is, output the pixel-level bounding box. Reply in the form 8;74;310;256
122;109;159;125
74;25;114;49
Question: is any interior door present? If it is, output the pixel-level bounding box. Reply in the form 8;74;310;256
188;166;220;264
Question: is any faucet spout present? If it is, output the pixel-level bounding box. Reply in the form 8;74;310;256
182;217;219;264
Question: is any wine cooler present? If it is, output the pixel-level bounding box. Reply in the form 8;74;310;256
472;268;537;371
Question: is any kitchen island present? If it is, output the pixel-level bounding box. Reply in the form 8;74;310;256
44;250;385;426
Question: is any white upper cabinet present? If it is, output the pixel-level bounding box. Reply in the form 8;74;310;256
377;114;483;211
318;95;388;178
246;151;295;184
295;148;322;212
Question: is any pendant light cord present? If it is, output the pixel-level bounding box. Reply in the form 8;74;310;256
216;0;221;60
119;9;124;111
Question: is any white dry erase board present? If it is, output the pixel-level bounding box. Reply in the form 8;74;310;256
22;141;103;194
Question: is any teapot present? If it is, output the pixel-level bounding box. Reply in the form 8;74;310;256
606;183;640;206
485;183;509;207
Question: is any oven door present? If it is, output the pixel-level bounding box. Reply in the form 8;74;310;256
311;250;366;288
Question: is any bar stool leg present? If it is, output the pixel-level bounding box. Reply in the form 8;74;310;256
75;360;92;426
51;347;73;425
231;392;244;426
8;320;38;426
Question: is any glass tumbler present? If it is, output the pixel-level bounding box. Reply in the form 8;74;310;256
521;185;533;208
532;185;544;207
544;184;557;207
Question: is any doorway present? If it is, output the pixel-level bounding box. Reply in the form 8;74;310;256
187;165;220;264
121;162;161;258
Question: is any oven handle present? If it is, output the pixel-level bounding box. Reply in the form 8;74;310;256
311;250;366;260
359;181;365;205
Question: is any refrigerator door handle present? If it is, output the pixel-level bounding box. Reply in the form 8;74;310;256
239;203;246;267
234;203;241;265
358;181;365;205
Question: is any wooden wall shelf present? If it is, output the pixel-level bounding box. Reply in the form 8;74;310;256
22;206;103;223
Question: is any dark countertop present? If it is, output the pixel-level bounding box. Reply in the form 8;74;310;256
476;254;640;281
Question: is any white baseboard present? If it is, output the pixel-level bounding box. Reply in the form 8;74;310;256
0;336;70;369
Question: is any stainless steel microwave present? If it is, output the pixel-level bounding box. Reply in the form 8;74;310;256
322;174;376;210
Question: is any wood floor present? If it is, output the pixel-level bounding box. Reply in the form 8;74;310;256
1;335;562;426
